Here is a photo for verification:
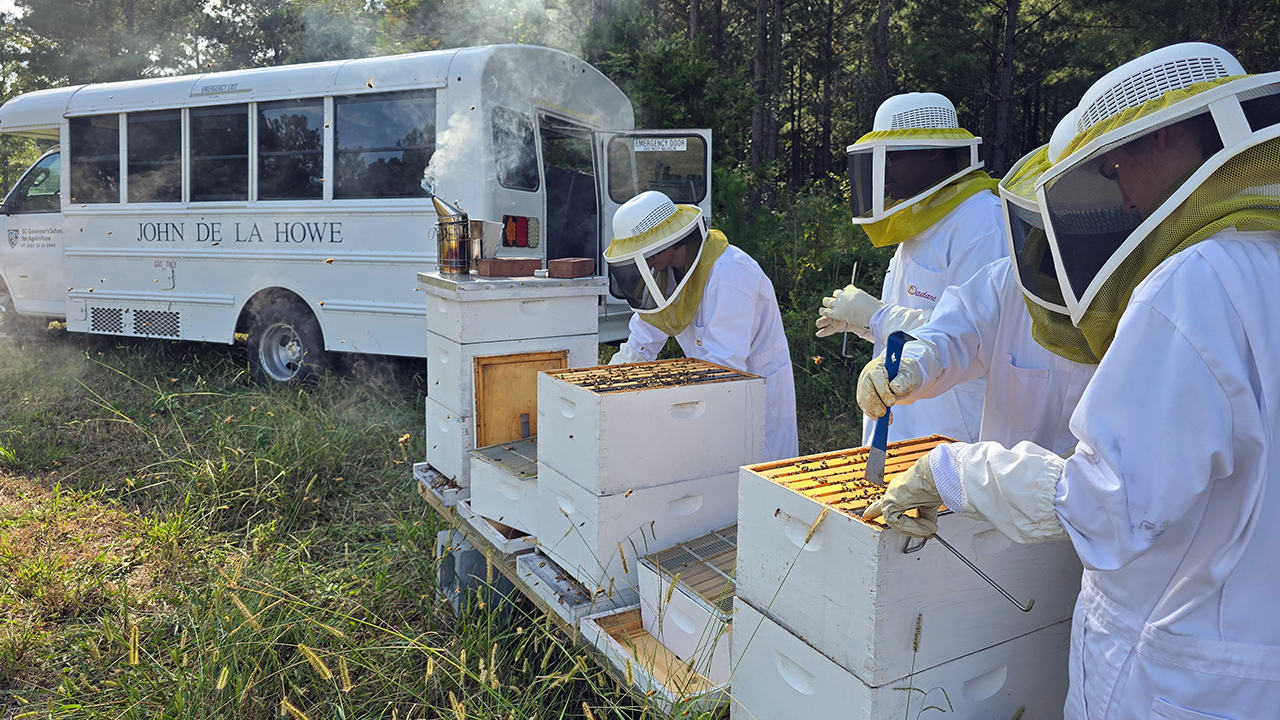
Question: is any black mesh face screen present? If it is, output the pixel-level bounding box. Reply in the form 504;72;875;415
848;149;877;217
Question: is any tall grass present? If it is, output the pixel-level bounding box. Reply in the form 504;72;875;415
0;332;658;718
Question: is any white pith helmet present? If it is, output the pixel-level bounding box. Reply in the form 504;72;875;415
604;191;708;314
1033;42;1280;325
873;92;960;132
999;110;1083;315
1048;108;1078;164
846;92;984;224
1073;43;1245;138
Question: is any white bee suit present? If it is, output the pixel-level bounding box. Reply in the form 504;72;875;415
623;245;799;462
933;231;1280;719
862;190;1007;445
892;258;1095;455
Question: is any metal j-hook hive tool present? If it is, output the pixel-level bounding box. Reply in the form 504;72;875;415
903;533;1035;612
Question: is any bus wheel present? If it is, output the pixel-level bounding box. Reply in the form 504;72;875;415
247;302;329;384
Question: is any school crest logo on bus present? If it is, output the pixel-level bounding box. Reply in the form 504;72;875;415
6;230;17;249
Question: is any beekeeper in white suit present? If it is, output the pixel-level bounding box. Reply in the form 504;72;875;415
857;112;1096;462
864;43;1280;718
817;92;1007;445
606;191;798;461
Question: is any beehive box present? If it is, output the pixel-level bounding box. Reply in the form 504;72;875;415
580;606;729;715
730;598;1069;720
736;437;1083;686
426;397;473;486
533;462;738;601
637;525;736;685
470;438;539;535
537;359;766;495
419;271;606;490
418;271;605;345
426;333;597;418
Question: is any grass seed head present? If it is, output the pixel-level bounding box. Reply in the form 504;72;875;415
339;656;352;692
281;698;311;720
448;691;466;720
583;702;596;720
617;542;629;575
229;594;261;631
913;613;923;653
298;644;333;680
805;507;830;544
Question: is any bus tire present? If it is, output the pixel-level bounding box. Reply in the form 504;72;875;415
246;301;329;384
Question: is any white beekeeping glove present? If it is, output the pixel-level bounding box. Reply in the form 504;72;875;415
862;454;942;538
857;353;924;419
815;284;883;338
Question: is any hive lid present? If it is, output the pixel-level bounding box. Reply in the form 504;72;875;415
747;436;954;526
642;525;737;616
548;358;757;395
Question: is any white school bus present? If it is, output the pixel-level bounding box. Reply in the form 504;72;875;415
0;44;711;381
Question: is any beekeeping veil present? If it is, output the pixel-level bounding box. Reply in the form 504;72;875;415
1030;41;1280;358
1002;111;1101;364
847;92;996;247
605;191;728;337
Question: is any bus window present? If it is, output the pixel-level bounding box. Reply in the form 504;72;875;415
128;110;181;203
258;99;323;200
191;104;248;202
7;153;60;214
608;135;707;205
70;115;120;204
493;106;538;191
334;89;435;199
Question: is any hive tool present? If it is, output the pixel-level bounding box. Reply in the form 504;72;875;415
866;330;1036;613
863;329;912;487
904;533;1035;612
840;263;859;358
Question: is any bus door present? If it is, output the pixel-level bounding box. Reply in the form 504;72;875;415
597;130;713;251
538;115;600;268
1;150;66;317
596;130;712;337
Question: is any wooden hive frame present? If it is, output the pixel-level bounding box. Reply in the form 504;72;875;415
642;525;737;616
748;435;952;523
547;358;757;394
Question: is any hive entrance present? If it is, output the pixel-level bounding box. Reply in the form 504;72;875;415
750;436;952;521
550;358;755;394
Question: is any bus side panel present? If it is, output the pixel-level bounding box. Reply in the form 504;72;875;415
63;212;432;357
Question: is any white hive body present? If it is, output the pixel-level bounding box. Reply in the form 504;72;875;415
417;271;607;495
426;332;598;421
730;599;1070;720
532;359;764;597
469;438;538;535
735;440;1083;687
537;359;768;494
534;462;738;604
637;525;736;686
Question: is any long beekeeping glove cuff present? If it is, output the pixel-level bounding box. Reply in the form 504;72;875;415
608;342;646;365
870;304;931;347
892;338;942;403
934;441;1068;544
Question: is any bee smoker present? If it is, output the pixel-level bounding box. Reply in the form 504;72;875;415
433;195;471;274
